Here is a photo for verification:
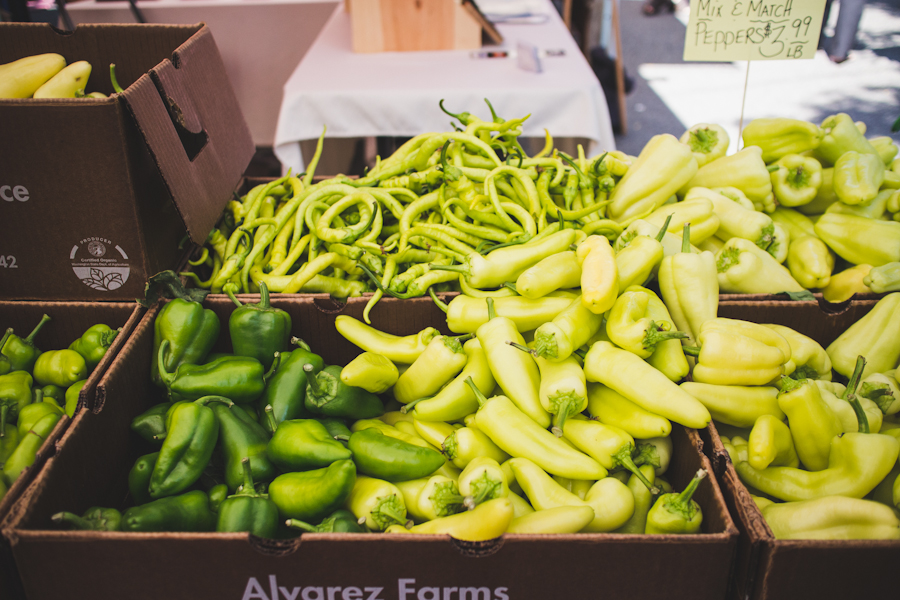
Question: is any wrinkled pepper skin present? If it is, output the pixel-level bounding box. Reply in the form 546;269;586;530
149;397;228;499
151;299;220;388
267;419;352;471
349;428;445;482
681;146;775;213
762;496;900;540
787;236;835;290
226;282;291;370
607;133;699;222
827;293;900;380
833;151;885;206
121;489;217;532
68;324;118;372
689;318;792;387
741;118;822;163
814;113;880;166
213;402;277;491
32;349;87;389
770;154;822;207
734;432;900;501
216;459;280;538
1;314;50;373
268;459;357;522
304;364;384;419
159;345;271;405
259;339;324;433
680;123;729;167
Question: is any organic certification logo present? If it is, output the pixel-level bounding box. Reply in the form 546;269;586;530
70;237;131;291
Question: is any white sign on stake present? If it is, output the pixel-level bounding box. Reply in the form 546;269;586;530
683;0;828;62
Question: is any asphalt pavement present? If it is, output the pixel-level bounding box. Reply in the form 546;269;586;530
613;0;900;155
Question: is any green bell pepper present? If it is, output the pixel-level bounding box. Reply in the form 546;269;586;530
266;418;352;471
226;281;291;370
213;402;277;491
68;324;119;372
285;509;367;534
128;452;159;506
1;314;50;373
304;364;384;420
0;370;33;435
151;298;220;388
258;338;324;433
32;349;87;389
645;469;707;534
121;489;217;532
268;459;357;522
17;388;63;441
216;458;280;538
130;402;171;445
51;507;122;531
349;428;445;482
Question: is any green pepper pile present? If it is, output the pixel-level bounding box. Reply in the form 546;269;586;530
0;316;118;501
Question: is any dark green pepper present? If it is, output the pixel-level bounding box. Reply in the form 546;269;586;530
151;298;220;388
121;489;217;532
266;418;352;472
258;338;324;434
0;329;12;376
158;340;277;404
348;428;445;482
69;323;119;372
64;379;87;418
2;411;60;487
208;483;229;513
212;402;277;491
1;314;50;373
227;282;291;370
40;384;64;403
130;402;171;445
17;388;63;441
51;507;122;531
128;452;159;505
0;424;19;464
319;418;352;447
286;509;366;533
268;459;357;522
216;458;280;538
33;349;88;389
149;396;230;499
0;370;33;436
304;364;384;420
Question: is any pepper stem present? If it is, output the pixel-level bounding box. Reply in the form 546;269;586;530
264;404;279;433
291;337;312;352
304;364;324;397
656;214;674;242
681;223;691;253
507;341;537;356
51;512;95;530
109;63;124;93
0;328;13;355
0;405;7;437
551;398;577;437
157;340;177;387
677;469;707;506
682;346;701;357
643;325;689;351
25;314;51;344
263;353;282;384
238;457;257;495
486;297;496;321
225;285;243;308
614;445;660;494
842;355;870;434
31;388;43;405
464;376;489;409
429;287;449;314
285;519;318;533
400;396;431;414
258;281;271;309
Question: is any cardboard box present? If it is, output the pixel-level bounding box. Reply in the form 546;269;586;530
0;300;143;599
0;23;253;301
3;295;738;600
700;297;899;600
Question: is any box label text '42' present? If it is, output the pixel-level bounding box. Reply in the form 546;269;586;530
243;576;510;600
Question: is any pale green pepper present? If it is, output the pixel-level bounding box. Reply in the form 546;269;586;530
741;118;822;163
833;151;885;206
787;236;835;289
716;237;805;294
681;146;776;213
863;262;900;293
680;123;729;167
769;154;822;207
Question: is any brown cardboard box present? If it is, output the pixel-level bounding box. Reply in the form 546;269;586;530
701;297;900;600
0;23;253;301
3;295;738;600
0;301;143;599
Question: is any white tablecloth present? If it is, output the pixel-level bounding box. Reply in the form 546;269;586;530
67;0;339;146
274;0;616;172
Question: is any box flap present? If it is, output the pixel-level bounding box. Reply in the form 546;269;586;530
121;24;254;245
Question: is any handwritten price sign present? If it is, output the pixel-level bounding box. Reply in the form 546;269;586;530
683;0;828;61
